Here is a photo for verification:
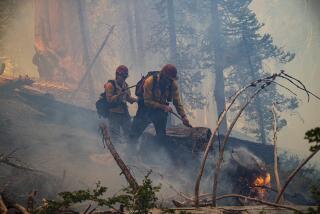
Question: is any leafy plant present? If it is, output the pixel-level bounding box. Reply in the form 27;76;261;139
34;173;161;214
305;127;320;152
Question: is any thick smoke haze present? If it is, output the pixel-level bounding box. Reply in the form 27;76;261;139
0;0;319;206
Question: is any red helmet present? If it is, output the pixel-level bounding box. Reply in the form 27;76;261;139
116;65;128;78
160;64;178;80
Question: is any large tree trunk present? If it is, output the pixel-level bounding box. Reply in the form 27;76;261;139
242;36;267;144
134;0;145;71
33;0;88;86
167;0;178;127
210;0;228;135
125;1;137;68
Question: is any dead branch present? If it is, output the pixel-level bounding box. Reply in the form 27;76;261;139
0;151;42;173
0;195;8;213
212;87;265;206
271;103;283;203
271;81;297;96
275;147;320;203
83;203;91;214
195;70;320;207
12;203;30;214
215;194;303;214
99;122;139;192
194;80;254;206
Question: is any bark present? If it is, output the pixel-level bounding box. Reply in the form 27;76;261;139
210;0;228;135
33;0;88;84
271;104;283;202
143;126;211;153
99;122;139;192
134;0;145;70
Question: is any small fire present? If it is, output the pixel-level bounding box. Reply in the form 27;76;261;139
251;172;271;200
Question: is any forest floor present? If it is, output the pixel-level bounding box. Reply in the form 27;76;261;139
0;77;316;214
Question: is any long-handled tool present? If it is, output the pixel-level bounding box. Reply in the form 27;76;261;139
170;111;193;128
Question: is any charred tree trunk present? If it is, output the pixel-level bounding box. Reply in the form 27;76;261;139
210;0;228;135
33;0;88;85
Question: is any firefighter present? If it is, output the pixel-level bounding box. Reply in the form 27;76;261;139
105;65;137;140
130;64;191;142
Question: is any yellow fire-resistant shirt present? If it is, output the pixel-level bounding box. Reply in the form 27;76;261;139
143;74;186;118
104;80;136;113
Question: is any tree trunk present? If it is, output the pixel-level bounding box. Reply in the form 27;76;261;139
210;0;228;135
134;0;145;71
125;1;137;68
167;0;178;127
242;36;267;144
33;0;88;85
77;0;95;102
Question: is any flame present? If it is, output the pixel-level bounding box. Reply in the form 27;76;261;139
251;172;271;199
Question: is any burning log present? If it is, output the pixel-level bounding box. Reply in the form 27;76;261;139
230;148;271;202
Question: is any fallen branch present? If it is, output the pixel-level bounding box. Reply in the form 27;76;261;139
275;147;320;203
99;122;139;192
215;194;303;214
0;151;42;173
83;203;91;214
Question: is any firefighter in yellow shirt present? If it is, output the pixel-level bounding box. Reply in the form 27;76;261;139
130;64;191;141
105;65;137;139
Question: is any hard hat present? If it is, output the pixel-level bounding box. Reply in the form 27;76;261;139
160;64;178;80
116;65;128;78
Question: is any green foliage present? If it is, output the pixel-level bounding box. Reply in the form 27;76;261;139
305;128;320;213
34;174;161;214
305;127;320;152
121;173;161;214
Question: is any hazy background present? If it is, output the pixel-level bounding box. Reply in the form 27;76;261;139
0;0;319;160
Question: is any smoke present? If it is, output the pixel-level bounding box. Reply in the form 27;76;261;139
0;0;37;78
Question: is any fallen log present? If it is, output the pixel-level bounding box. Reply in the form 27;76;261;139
141;126;212;153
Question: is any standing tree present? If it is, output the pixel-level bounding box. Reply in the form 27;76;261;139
147;0;206;118
221;0;297;144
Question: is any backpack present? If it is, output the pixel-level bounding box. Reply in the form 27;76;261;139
135;71;173;104
135;71;159;98
95;80;118;118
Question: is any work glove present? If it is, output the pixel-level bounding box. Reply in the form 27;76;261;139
182;116;192;128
